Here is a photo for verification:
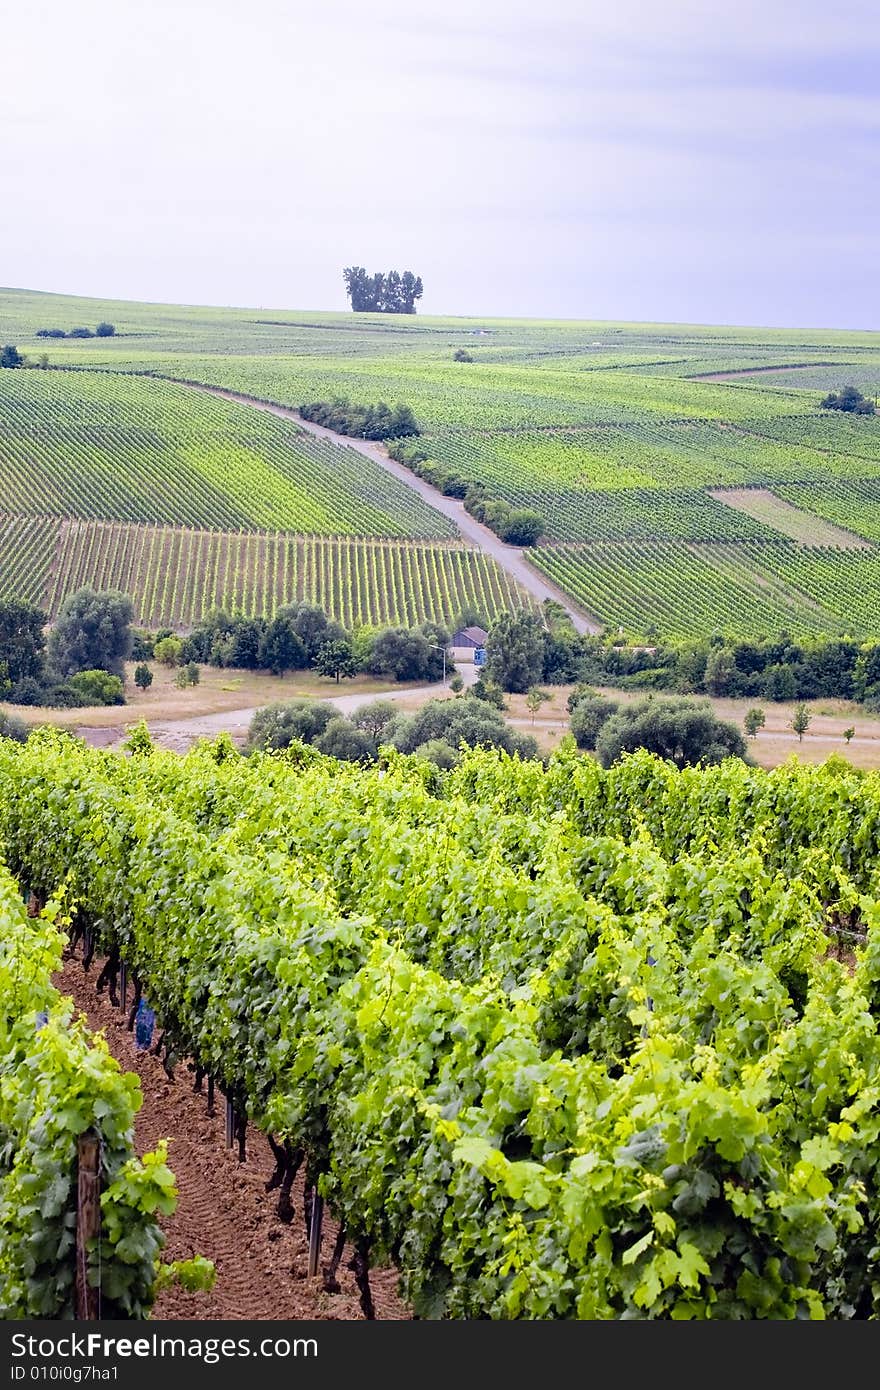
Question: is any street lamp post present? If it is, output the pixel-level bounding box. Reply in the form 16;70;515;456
428;643;448;688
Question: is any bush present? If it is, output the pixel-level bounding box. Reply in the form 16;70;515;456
566;682;597;714
41;682;91;709
95;322;116;337
498;509;545;546
464;486;544;547
414;738;459;769
299;397;420;440
594;696;748;770
67;669;125;706
154;636;183;667
8;677;45;706
389;696;537;760
314;717;376;763
820;385;875;415
131;629;155;661
570;695;619;750
453;348;473;362
67;326;95;339
134;663;153;691
471;676;506;708
246;699;336;752
0;710;28;742
174;662;200;689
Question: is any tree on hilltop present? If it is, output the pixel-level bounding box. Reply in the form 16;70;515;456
343;266;424;313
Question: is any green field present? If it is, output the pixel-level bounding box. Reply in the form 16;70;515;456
2;286;880;637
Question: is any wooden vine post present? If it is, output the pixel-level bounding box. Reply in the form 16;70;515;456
307;1191;324;1277
75;1130;101;1320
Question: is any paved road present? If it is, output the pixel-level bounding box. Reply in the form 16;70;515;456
172;378;601;635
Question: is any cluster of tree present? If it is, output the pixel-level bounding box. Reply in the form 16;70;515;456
567;690;748;769
135;604;453;686
342;267;423;314
483;605;589;693
463;484;545;546
246;691;537;767
820;385;875;415
573;630;880;707
0;345;49;369
299;396;419;440
35;322;116;340
386;441;545;545
0;590;132;708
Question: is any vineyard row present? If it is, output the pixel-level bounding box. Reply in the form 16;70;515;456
0;517;532;630
3;737;880;1319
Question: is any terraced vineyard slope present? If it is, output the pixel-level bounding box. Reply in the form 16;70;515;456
2;287;880;639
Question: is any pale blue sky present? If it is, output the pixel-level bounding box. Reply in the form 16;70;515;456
2;0;879;327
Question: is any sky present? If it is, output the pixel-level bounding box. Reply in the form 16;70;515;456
3;0;879;328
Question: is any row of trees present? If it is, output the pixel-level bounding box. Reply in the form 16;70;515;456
135;603;457;686
481;609;880;710
577;629;880;708
0;587;473;712
299;396;419;440
342;267;423;314
36;322;115;339
385;440;545;546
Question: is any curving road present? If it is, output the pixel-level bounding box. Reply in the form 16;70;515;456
171;378;601;635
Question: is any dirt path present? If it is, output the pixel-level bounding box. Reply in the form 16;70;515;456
56;952;408;1321
91;677;460;753
169;378;601;635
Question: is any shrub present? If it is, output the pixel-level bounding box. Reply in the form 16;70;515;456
570;696;619;750
314;717;376;763
0;710;29;742
246;699;336;752
154;636;183;667
595;696;748;769
67;669;125;706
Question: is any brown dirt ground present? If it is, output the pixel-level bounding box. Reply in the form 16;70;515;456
6;665;403;731
501;686;880;768
56;951;410;1322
